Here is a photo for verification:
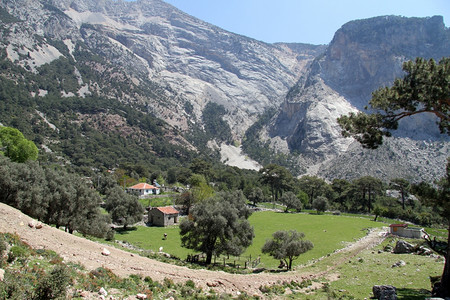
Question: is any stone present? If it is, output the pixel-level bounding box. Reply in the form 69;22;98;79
393;240;414;254
35;222;43;229
136;294;147;299
28;220;35;228
391;260;406;268
99;287;108;296
101;248;110;256
0;269;5;282
373;285;397;300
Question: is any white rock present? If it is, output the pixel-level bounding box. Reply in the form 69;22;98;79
99;287;108;296
101;248;110;256
0;269;5;282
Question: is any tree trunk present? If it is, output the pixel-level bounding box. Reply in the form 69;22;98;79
287;258;292;270
435;222;450;297
205;251;213;265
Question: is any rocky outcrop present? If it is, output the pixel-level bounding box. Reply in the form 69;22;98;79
0;0;323;140
373;285;397;300
267;16;450;180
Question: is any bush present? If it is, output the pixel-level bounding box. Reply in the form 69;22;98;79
33;265;71;300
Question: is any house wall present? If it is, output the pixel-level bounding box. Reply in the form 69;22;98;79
149;209;178;227
149;209;165;226
390;227;424;239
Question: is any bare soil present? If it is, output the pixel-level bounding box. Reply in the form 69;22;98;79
0;203;387;297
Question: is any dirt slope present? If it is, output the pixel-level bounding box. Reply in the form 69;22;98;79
0;203;387;296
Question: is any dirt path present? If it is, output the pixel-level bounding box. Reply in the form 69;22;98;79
0;203;387;297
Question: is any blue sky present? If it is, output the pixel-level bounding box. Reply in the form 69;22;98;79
162;0;450;45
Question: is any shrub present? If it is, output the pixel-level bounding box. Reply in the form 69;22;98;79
33;265;71;300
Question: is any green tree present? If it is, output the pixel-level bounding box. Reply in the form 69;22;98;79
179;190;254;265
247;187;266;206
261;230;313;270
297;175;330;207
0;126;38;162
372;204;387;221
312;196;329;214
279;191;302;212
352;176;383;213
390;178;411;210
337;57;449;298
337;57;449;149
260;164;293;202
105;187;144;229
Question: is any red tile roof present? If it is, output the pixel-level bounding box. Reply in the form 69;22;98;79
129;183;158;190
156;206;179;215
389;223;408;228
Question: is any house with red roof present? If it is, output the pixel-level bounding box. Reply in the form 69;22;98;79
389;223;425;239
127;182;160;197
149;206;179;227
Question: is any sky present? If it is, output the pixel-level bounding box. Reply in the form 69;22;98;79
162;0;450;45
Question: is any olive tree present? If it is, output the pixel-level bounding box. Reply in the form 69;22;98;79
179;190;254;265
262;230;313;270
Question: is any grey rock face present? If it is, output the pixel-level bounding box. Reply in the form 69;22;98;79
373;285;397;300
393;240;414;254
0;0;323;140
267;16;449;180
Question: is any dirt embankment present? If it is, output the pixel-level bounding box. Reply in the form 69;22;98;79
0;203;387;297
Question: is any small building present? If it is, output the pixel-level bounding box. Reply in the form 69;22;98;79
127;183;160;197
389;223;425;239
149;206;179;227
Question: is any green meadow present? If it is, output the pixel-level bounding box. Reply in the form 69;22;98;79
115;211;386;269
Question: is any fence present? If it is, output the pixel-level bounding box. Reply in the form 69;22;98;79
186;253;261;269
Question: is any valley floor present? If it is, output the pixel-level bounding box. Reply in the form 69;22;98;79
0;203;392;298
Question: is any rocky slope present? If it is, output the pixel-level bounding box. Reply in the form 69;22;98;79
266;16;450;181
0;0;323;140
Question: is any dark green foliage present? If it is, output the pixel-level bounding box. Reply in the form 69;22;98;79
279;191;302;212
259;164;293;202
242;109;305;175
0;157;109;238
105;186;144;229
179;190;254;264
33;265;70;300
201;102;233;143
261;230;313;270
312;196;329;214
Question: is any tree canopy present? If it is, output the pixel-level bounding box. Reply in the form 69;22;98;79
261;230;313;270
179;190;254;264
0;126;38;162
337;57;449;149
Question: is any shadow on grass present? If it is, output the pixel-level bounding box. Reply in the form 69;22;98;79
397;288;431;300
114;226;138;235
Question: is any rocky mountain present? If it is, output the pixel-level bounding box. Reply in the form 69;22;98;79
0;0;323;139
0;0;448;182
265;16;450;181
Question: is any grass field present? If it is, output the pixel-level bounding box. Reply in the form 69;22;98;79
115;211;386;268
111;210;444;299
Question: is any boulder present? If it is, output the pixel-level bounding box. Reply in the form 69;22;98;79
0;269;5;282
101;248;110;256
35;222;43;229
373;285;397;300
28;220;35;228
391;260;406;268
98;287;107;296
393;240;414;254
136;293;147;299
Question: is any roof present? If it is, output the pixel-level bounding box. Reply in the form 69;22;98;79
128;183;159;190
389;223;408;228
155;206;179;215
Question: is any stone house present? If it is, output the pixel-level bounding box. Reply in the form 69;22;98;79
148;206;179;227
127;183;160;197
389;223;425;239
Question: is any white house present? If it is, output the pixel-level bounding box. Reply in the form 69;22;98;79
127;183;160;197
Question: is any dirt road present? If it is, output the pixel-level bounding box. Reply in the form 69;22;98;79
0;203;387;296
